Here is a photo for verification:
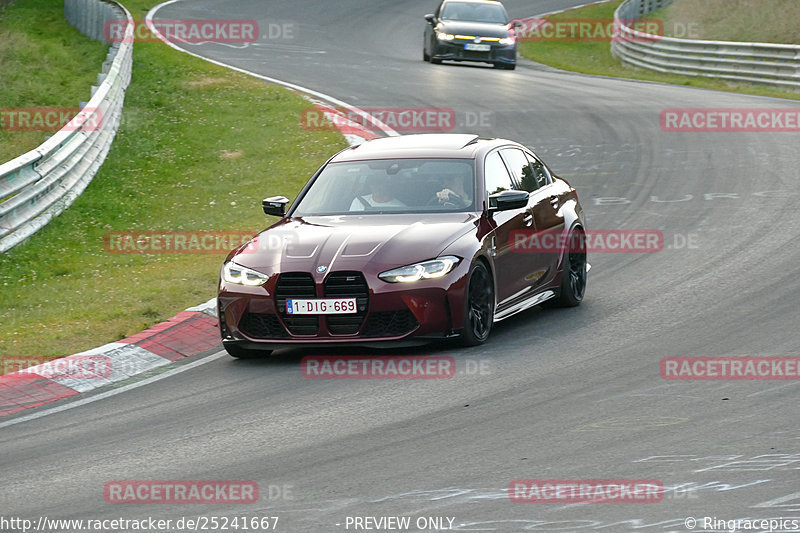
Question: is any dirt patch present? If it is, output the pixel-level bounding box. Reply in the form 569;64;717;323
220;149;244;160
186;77;231;88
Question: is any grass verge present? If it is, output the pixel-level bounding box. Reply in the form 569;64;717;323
517;0;800;101
0;0;109;162
0;0;347;358
651;0;800;44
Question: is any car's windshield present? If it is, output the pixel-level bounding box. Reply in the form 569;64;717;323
440;2;508;24
291;159;476;216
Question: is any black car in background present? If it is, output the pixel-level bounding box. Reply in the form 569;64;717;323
424;0;519;70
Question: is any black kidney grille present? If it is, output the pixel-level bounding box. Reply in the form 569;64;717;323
275;272;319;335
362;310;418;338
324;272;369;335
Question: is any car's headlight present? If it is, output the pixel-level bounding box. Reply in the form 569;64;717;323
379;256;460;283
437;32;455;41
499;36;515;45
222;262;270;286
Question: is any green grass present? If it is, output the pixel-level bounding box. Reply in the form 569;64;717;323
517;0;800;101
0;0;109;162
0;0;347;358
651;0;800;44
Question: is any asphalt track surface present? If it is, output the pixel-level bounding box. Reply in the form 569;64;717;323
2;1;799;532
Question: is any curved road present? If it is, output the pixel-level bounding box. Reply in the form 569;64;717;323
2;1;799;531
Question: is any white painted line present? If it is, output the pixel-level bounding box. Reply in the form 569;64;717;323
59;342;172;392
145;0;399;138
0;350;228;430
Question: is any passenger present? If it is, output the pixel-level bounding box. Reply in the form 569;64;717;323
350;174;406;211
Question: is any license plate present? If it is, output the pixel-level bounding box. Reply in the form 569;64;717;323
286;298;357;315
464;43;490;52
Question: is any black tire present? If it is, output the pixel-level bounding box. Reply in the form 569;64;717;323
429;40;442;64
495;62;516;70
224;343;272;359
549;228;587;307
461;261;495;346
423;48;430;62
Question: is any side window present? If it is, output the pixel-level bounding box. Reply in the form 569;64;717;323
500;148;539;192
525;152;551;188
484;151;515;195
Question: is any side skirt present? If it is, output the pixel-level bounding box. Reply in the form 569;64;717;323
494;290;555;323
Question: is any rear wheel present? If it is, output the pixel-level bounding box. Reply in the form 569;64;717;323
550;228;587;307
461;261;494;346
224;343;272;359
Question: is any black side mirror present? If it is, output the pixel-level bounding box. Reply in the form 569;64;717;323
489;190;529;212
424;13;436;24
262;195;290;217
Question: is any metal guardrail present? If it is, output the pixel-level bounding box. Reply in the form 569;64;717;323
0;0;133;253
611;0;800;91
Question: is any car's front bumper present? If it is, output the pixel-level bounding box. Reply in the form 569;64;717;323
433;40;516;65
218;267;469;350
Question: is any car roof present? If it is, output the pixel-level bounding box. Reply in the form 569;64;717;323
332;134;514;161
442;0;504;5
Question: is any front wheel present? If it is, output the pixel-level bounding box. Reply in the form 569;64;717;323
461;261;495;346
550;228;587;307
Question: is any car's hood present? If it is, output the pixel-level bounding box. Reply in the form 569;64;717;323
231;214;479;274
437;20;510;39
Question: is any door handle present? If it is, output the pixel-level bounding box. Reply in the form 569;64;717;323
549;196;559;207
523;213;533;226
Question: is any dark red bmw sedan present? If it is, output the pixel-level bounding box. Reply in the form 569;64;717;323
217;134;586;357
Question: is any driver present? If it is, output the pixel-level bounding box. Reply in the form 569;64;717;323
435;173;471;206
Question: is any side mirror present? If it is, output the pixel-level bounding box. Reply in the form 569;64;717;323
424;13;436;24
511;19;523;28
262;195;290;217
489;189;529;212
